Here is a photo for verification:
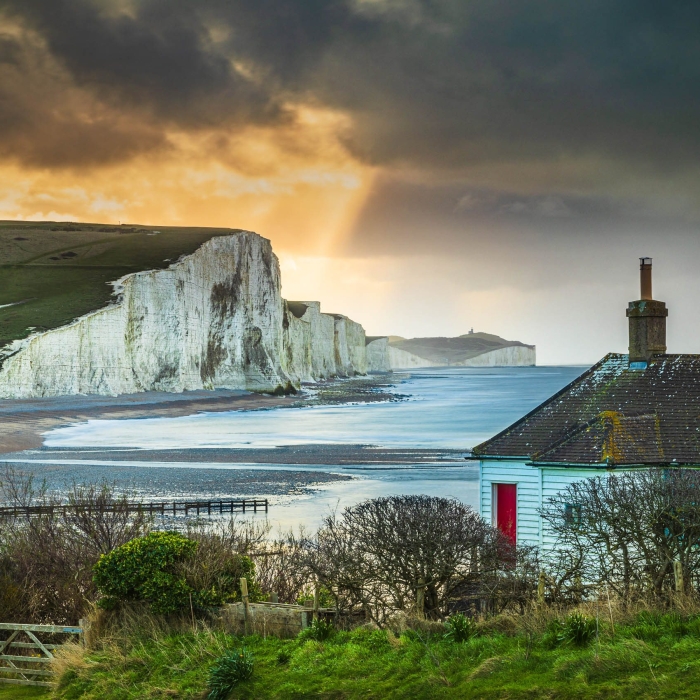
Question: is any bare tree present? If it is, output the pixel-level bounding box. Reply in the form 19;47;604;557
251;527;311;604
540;468;700;601
0;467;150;623
302;495;522;625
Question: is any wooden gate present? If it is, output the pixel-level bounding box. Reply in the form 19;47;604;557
0;622;84;687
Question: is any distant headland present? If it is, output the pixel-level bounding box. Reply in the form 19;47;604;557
366;331;535;370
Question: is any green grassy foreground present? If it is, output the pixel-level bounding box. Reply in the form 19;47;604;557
0;221;242;349
48;612;700;699
0;687;46;698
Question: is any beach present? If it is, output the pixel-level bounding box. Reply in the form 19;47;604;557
0;366;585;530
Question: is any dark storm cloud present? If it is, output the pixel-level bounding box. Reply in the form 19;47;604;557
1;0;700;171
0;26;166;167
344;175;699;259
4;0;285;128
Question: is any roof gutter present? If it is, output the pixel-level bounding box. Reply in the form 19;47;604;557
527;460;700;469
468;454;532;461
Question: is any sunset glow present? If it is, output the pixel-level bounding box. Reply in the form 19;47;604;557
2;1;700;362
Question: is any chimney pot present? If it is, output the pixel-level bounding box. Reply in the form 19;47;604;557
640;257;652;300
627;257;667;365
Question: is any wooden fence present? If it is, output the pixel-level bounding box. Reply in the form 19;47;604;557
0;498;269;518
0;622;85;687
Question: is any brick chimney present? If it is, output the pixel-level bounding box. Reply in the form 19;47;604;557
626;257;667;366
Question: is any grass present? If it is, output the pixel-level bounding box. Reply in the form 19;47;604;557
0;686;48;698
48;611;700;699
0;220;243;350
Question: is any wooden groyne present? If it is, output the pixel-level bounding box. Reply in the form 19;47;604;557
0;498;269;518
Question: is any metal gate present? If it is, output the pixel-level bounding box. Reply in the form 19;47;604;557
0;622;84;687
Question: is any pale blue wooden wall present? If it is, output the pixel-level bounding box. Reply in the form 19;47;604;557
480;460;617;549
480;459;542;546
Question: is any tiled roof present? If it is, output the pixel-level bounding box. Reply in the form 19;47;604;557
472;354;700;466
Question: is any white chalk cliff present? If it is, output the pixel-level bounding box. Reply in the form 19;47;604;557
366;336;536;371
0;232;367;398
0;231;536;398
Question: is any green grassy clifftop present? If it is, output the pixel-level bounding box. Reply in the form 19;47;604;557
0;221;243;350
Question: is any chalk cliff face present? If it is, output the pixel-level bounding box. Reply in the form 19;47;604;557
0;230;538;398
459;345;535;367
366;337;536;370
366;338;440;370
0;232;367;398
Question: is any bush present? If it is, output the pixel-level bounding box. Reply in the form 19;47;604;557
444;613;478;643
541;619;564;649
295;585;334;608
276;648;292;665
207;648;254;700
558;612;597;647
628;611;693;642
540;468;700;600
0;468;149;624
94;532;195;614
304;495;521;626
93;531;257;615
298;617;335;642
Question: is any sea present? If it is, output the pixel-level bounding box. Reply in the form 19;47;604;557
10;366;586;531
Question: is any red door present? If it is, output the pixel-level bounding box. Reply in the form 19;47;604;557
495;483;517;544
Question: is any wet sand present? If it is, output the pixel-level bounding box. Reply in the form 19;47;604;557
0;374;403;455
0;390;296;454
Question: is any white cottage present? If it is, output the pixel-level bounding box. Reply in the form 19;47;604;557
472;258;696;550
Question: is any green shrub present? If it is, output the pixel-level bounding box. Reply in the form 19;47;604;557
93;531;257;615
541;619;564;649
558;612;598;647
298;617;335;642
630;611;693;642
276;648;292;665
444;613;478;643
349;627;391;651
207;648;254;700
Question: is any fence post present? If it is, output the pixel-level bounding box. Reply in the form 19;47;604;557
537;571;546;606
313;585;320;622
240;577;250;634
271;592;279;604
78;618;92;648
674;560;684;594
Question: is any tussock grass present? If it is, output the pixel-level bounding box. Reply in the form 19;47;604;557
49;605;700;699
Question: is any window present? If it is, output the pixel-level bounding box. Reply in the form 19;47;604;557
564;503;582;528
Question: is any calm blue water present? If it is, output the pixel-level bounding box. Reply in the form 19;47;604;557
23;366;587;529
45;366;585;451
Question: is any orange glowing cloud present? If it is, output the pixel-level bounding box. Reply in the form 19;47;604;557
0;105;376;259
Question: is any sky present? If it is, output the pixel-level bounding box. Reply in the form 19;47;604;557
0;0;699;364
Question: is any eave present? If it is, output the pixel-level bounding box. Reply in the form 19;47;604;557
527;460;700;469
